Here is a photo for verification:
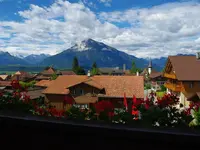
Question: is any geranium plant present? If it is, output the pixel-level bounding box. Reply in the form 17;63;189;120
0;80;197;129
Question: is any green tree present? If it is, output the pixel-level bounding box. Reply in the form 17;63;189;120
130;61;138;74
92;62;97;69
91;62;99;75
72;57;79;72
76;67;86;75
51;73;58;80
160;85;166;92
71;57;86;75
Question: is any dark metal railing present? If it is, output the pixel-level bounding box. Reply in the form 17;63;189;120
0;114;199;149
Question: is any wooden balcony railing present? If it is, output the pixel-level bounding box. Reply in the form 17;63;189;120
163;73;177;79
164;82;183;92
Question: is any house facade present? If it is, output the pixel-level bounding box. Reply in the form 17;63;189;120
149;72;166;91
42;74;144;111
163;54;200;107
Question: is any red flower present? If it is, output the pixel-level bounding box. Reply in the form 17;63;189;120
48;108;64;117
144;103;150;110
124;93;128;110
95;100;114;116
108;112;114;117
11;80;21;90
133;99;144;107
132;110;139;116
13;92;21;98
21;92;30;103
36;107;45;115
0;92;3;97
156;93;179;108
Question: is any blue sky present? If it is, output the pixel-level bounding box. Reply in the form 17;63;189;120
0;0;200;58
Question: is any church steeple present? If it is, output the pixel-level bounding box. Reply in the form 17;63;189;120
148;57;152;74
148;57;152;68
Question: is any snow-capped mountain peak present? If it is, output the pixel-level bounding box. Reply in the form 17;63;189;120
72;40;90;51
69;38;116;52
11;53;27;59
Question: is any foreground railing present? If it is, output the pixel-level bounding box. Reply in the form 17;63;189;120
0;114;200;149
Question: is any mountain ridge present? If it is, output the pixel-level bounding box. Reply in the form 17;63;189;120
40;39;149;70
23;54;50;64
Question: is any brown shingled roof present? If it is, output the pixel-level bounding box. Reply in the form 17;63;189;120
41;67;57;75
167;56;200;81
60;71;76;75
27;89;44;99
0;81;11;87
140;68;158;76
149;72;163;79
43;75;144;98
35;80;55;87
74;93;98;104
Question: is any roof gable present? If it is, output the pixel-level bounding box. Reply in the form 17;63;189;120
164;56;200;81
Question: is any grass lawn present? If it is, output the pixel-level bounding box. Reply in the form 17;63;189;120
156;91;166;98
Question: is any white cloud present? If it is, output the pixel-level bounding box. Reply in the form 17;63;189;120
99;0;112;7
99;1;200;58
1;1;200;58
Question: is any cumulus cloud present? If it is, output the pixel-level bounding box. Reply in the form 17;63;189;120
1;0;200;58
99;0;112;7
99;1;200;58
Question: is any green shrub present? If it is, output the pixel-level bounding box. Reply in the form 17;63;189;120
160;85;166;91
144;84;151;90
19;80;36;89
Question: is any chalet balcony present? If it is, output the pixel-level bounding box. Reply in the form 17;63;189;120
163;73;177;79
164;81;183;92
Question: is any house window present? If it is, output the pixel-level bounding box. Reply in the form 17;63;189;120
190;82;193;88
73;89;76;95
80;89;84;95
74;104;88;109
92;89;95;94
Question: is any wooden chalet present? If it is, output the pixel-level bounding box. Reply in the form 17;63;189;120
11;71;34;82
0;75;11;81
42;73;144;111
0;81;12;92
35;66;58;81
163;54;200;107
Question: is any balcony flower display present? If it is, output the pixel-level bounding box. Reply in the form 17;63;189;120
0;80;198;129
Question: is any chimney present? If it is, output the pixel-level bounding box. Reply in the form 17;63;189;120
196;52;200;59
87;70;91;77
123;64;126;72
136;71;139;76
